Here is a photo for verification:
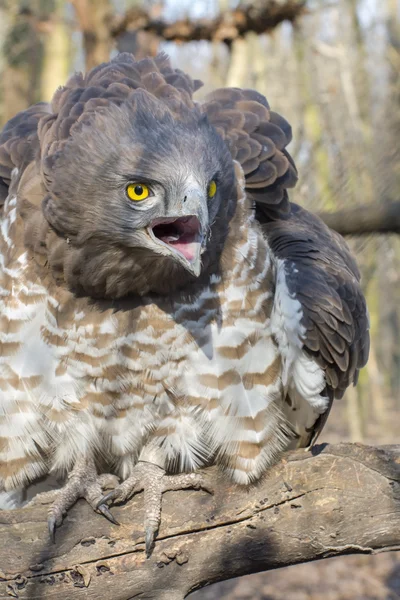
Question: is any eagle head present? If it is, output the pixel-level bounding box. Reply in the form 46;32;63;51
41;89;236;298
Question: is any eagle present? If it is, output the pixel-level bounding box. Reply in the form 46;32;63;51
0;53;369;554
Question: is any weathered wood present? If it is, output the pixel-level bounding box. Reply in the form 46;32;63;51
318;200;400;235
0;443;398;599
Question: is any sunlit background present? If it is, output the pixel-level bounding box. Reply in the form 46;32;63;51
0;0;399;598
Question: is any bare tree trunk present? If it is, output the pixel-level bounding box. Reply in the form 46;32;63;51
71;0;114;71
225;37;250;87
345;387;364;441
0;444;399;599
1;3;42;124
40;0;71;102
368;342;388;429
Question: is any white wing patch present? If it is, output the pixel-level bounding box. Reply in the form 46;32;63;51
271;258;328;421
270;258;305;382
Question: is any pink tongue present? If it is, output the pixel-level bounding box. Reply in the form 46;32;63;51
170;240;199;261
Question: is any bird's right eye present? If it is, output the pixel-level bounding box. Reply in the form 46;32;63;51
126;183;150;201
208;180;217;198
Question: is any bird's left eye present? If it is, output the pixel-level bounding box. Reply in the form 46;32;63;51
208;180;217;198
126;183;150;202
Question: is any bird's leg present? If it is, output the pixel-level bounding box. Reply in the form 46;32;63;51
97;456;212;557
46;456;120;541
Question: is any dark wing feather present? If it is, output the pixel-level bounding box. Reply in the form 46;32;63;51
200;88;298;217
0;103;50;204
263;203;370;443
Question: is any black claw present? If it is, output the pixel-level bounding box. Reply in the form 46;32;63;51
97;491;116;509
145;527;156;558
201;484;214;495
97;503;120;525
48;516;56;543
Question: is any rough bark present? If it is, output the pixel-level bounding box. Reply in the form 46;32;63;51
318;200;400;235
0;443;398;599
110;1;306;44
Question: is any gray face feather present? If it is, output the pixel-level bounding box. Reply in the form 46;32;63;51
42;91;236;297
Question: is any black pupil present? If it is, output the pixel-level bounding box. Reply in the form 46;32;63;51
134;185;143;196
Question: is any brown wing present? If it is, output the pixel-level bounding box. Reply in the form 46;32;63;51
200;88;298;218
263;203;370;442
0;103;50;204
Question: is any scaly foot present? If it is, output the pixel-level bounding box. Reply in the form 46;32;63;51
44;457;120;541
97;461;212;557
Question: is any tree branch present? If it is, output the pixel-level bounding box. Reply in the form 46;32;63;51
110;1;307;44
318;200;400;235
0;443;399;599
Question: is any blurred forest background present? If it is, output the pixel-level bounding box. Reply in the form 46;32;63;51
0;0;399;598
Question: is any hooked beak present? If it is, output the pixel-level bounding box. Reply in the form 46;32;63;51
147;215;204;277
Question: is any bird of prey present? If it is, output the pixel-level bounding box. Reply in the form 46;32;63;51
0;53;369;554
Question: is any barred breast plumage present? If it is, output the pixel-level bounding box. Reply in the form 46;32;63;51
0;165;316;491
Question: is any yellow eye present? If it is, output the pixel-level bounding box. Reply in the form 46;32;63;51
126;183;150;202
208;180;217;198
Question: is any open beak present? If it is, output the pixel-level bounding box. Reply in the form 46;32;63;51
148;215;203;277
